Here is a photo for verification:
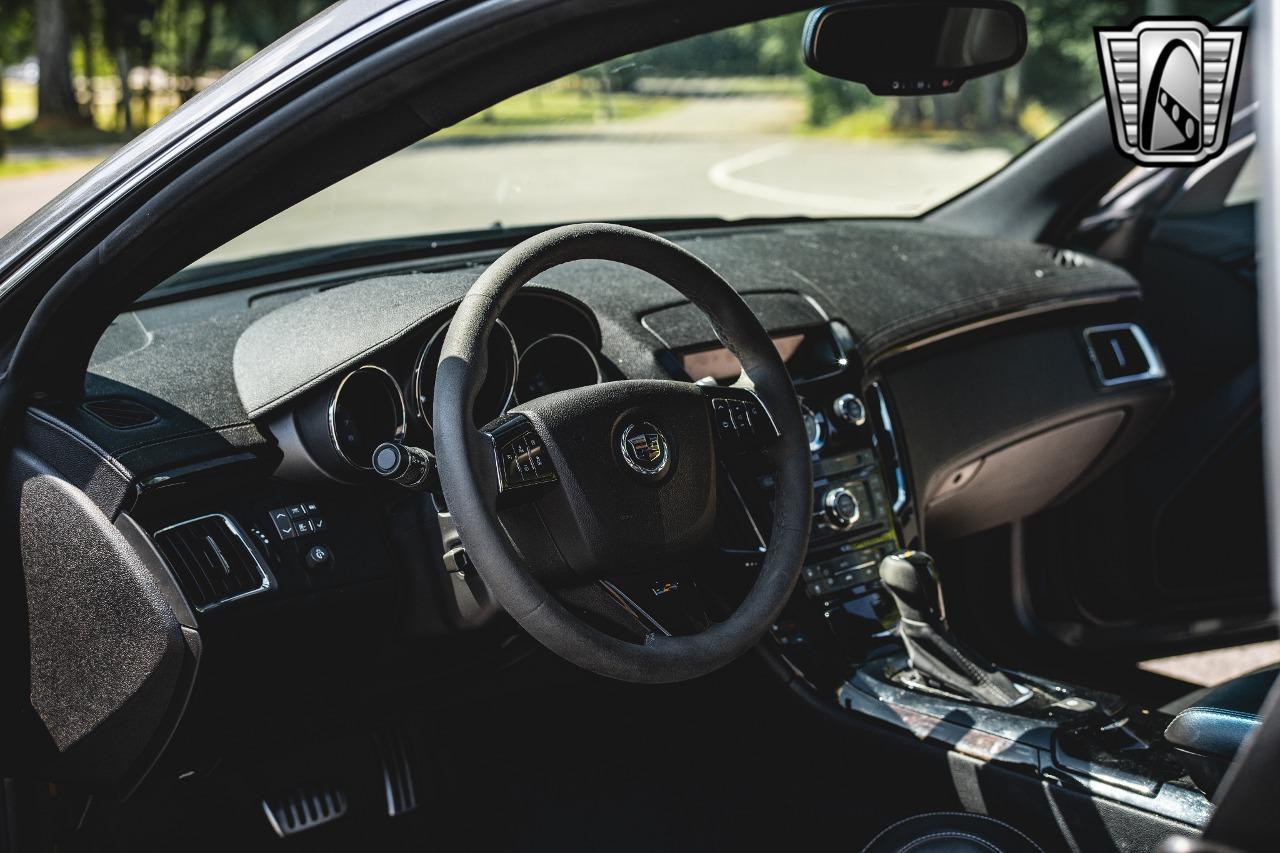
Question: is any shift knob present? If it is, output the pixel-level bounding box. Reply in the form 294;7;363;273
878;550;942;624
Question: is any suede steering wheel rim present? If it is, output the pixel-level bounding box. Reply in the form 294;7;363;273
434;223;812;683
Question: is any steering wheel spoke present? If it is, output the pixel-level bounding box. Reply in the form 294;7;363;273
483;413;559;506
700;384;779;457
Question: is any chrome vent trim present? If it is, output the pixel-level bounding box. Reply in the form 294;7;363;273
1082;323;1167;387
152;514;273;612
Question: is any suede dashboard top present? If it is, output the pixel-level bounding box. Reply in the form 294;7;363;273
60;218;1137;479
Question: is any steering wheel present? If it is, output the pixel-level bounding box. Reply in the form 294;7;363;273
434;223;812;683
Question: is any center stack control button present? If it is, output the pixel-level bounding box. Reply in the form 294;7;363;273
823;486;861;529
304;544;333;570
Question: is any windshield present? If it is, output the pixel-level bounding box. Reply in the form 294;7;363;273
188;3;1242;269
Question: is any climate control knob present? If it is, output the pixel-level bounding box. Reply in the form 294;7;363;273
832;393;867;426
823;486;861;529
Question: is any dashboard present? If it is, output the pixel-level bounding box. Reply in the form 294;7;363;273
19;218;1174;785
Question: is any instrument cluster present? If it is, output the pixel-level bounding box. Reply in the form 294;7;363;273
316;292;603;477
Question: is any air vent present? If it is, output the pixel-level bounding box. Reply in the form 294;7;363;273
82;397;159;429
1050;248;1091;268
153;514;271;611
1083;323;1166;386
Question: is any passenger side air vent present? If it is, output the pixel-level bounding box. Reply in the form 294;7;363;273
153;514;271;611
1082;323;1165;387
82;397;159;429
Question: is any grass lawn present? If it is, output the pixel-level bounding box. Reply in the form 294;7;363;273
796;101;1057;154
0;156;102;180
435;85;676;138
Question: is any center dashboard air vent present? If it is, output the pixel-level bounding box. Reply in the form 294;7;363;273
82;397;159;429
153;514;272;611
1049;248;1091;268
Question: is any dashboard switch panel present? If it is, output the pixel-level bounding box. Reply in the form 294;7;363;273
268;501;326;541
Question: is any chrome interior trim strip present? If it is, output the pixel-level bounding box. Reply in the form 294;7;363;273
870;382;909;515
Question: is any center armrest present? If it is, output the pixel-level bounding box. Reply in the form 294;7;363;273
1164;666;1278;795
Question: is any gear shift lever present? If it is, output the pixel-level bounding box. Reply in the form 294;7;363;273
879;551;1025;707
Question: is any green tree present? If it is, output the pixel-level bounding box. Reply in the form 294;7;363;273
0;0;35;157
34;0;82;125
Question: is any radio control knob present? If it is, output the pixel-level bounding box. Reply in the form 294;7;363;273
833;393;867;426
823;486;861;529
800;402;826;452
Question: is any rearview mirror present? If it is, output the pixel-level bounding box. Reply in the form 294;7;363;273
803;0;1027;96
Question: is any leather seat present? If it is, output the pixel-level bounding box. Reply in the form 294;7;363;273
862;812;1043;852
1163;666;1279;795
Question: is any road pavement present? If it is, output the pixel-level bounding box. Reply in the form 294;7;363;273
0;97;1013;261
206;99;1010;262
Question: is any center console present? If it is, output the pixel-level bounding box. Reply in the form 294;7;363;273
655;304;1214;845
658;314;912;655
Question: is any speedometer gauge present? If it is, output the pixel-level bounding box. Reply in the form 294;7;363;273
515;334;602;402
414;319;518;429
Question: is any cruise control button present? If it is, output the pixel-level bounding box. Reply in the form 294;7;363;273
711;399;734;436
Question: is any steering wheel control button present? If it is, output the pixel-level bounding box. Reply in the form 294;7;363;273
705;390;777;455
711;399;735;436
619;421;672;479
304;545;333;570
485;417;558;495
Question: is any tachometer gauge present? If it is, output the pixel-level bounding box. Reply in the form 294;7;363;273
328;365;407;469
